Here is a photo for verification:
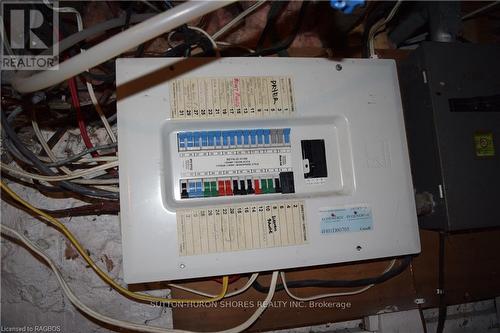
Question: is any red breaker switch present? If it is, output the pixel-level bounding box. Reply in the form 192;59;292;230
218;180;225;196
254;179;261;194
225;180;233;195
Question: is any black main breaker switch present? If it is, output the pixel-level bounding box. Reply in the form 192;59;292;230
274;178;281;193
181;182;189;198
233;180;240;195
247;179;254;194
239;180;247;195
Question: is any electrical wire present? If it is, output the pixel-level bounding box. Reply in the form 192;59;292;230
1;112;118;199
11;1;236;93
44;143;118;167
1;224;279;333
1;161;118;182
211;1;267;41
168;273;259;298
368;1;403;58
69;77;98;156
31;109;75;178
1;195;120;218
0;180;229;304
187;26;219;55
252;256;412;293
280;259;397;301
41;14;154;58
248;1;308;57
461;1;500;20
216;41;255;54
44;1;117;143
50;156;118;164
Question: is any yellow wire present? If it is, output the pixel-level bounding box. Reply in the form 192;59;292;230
0;180;228;304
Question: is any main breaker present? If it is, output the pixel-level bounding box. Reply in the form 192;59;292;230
116;57;420;283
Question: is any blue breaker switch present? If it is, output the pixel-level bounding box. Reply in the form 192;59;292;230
201;132;208;147
243;130;250;145
229;131;237;146
237;130;243;145
178;133;187;149
223;131;230;146
250;130;258;145
283;128;291;144
193;132;201;148
186;132;194;148
208;131;216;146
264;129;271;145
215;131;222;146
257;129;264;145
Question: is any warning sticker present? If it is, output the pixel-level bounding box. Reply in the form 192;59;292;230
319;206;373;235
169;76;295;119
474;132;495;157
177;201;307;256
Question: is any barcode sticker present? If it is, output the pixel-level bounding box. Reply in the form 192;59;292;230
170;76;295;119
177;201;307;256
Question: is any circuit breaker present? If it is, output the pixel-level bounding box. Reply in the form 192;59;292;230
117;57;420;284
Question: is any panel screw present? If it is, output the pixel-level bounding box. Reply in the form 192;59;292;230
179;263;186;269
356;245;362;251
336;64;342;71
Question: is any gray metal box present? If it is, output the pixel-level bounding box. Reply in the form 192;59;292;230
399;42;500;231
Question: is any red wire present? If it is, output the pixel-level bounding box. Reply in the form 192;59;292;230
68;77;99;157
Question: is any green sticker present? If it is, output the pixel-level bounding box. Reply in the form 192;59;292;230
474;132;495;157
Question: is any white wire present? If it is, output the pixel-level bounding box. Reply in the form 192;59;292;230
31;115;75;177
168;273;259;298
73;156;119;163
44;1;117;143
0;161;119;182
461;1;500;20
368;1;402;58
1;224;278;333
37;155;118;164
12;1;235;93
212;1;267;41
216;41;255;54
280;259;397;301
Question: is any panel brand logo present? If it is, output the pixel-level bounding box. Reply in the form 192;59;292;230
1;1;59;70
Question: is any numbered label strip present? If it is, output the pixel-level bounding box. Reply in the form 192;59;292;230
177;201;307;256
169;76;295;119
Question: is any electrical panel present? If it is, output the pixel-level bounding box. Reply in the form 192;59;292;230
117;57;420;283
399;42;500;231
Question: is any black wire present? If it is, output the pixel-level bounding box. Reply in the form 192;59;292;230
248;1;309;57
1;112;119;200
436;232;447;333
252;256;412;293
163;27;216;57
255;1;289;51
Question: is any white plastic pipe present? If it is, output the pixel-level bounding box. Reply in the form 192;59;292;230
12;0;236;93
